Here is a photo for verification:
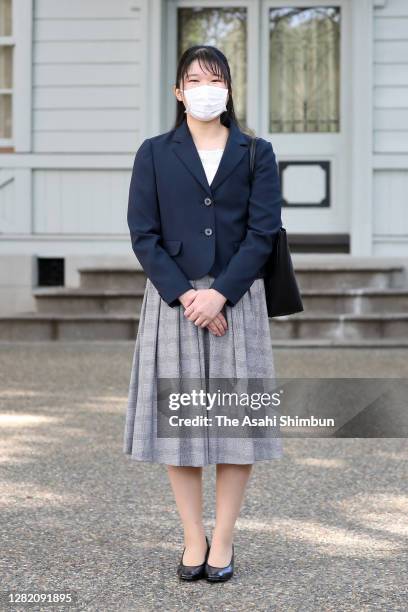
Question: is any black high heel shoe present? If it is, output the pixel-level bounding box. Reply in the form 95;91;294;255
205;543;234;582
177;535;210;581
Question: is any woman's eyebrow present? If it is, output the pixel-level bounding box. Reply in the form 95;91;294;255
186;72;221;78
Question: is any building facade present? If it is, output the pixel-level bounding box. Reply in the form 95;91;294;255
0;0;407;313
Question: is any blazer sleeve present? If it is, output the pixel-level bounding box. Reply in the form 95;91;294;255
209;138;282;306
127;138;194;307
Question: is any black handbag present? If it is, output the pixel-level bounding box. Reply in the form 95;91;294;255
249;136;304;318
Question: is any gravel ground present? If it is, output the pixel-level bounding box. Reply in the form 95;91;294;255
0;342;407;612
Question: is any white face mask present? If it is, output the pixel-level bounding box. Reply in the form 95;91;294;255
183;85;228;122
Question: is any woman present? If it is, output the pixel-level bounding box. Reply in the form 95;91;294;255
124;45;283;583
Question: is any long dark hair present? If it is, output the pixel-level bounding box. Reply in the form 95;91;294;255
173;45;241;130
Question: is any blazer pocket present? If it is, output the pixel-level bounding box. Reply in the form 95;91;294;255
162;239;182;256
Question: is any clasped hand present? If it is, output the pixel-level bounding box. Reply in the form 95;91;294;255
179;288;228;336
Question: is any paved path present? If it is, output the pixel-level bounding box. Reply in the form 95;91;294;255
0;343;407;611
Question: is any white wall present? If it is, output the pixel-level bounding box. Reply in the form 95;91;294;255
32;0;144;153
373;0;408;254
32;169;130;234
1;0;148;246
0;0;148;314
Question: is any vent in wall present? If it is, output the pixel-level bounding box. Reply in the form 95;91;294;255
37;257;65;286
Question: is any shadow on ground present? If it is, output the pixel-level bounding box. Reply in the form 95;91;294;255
0;343;407;611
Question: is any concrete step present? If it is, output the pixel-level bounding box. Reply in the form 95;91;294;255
301;288;408;314
269;338;408;348
79;267;147;291
294;264;405;290
77;263;406;293
0;313;140;341
2;336;408;348
1;312;407;342
33;287;145;314
32;286;408;316
270;313;408;340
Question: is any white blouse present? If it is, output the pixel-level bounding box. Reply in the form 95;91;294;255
197;148;224;186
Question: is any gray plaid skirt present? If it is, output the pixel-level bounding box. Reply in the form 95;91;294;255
123;274;283;466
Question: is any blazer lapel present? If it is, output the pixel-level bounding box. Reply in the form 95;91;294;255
171;117;249;195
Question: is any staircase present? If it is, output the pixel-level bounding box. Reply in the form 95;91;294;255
274;260;408;346
1;258;408;345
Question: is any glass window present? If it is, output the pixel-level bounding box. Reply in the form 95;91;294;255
268;7;340;133
177;7;247;126
0;0;12;36
0;0;13;140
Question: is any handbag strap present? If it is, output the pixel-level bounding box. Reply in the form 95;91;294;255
249;136;257;183
249;135;284;239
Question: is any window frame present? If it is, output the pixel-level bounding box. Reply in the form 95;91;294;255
260;0;345;139
266;4;342;135
0;0;32;152
163;0;261;134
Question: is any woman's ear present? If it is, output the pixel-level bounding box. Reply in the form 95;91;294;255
173;85;184;103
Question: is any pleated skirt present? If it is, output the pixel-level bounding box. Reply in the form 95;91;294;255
123;274;283;466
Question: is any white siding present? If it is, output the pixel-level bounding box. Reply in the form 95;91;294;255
0;169;32;234
373;170;408;236
372;0;408;255
33;169;131;234
0;171;16;233
373;0;408;154
32;0;144;153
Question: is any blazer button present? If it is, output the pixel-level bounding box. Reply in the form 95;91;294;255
204;197;212;206
204;228;213;236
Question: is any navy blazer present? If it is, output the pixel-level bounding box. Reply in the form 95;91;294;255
127;116;282;308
